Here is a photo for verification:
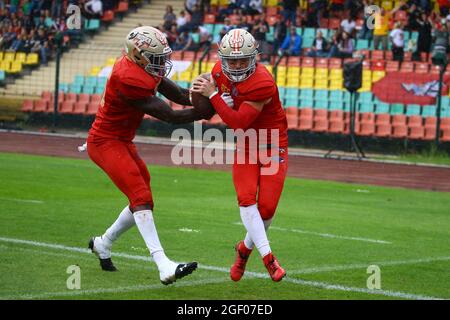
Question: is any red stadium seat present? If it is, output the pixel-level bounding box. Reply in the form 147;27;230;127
298;108;313;131
329;18;340;29
392;114;407;126
86;102;99;115
78;93;90;103
60;101;74;114
101;10;115;22
41;91;52;101
66;92;77;102
399;62;414;73
394;10;407;21
358;122;375;136
287;56;301;66
371;50;385;60
441;128;450;142
315;58;328;68
371;60;385;71
386;61;399;72
403;51;412;62
115;1;129;13
329;119;345;133
73;102;87;114
385;51;393;61
392;124;408;138
424;117;436;140
407;117;424;138
415;63;429;74
204;14;216;24
91;94;102;103
314;109;328;120
319;18;329;28
312;118;329;132
22;100;34;112
182;51;196;61
285;107;299;129
376;113;391;125
34;100;48;113
375;124;392;137
301;57;315;67
329;58;342;69
440;118;450;129
266;7;278;16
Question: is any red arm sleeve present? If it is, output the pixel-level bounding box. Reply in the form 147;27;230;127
210;94;261;130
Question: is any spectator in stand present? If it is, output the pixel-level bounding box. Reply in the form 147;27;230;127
165;24;178;48
190;24;212;51
85;0;103;19
51;0;64;19
282;0;299;27
0;25;17;50
8;29;25;52
173;31;192;51
358;0;374;40
247;0;263;15
163;5;176;32
32;26;50;65
328;30;354;58
390;22;405;62
219;17;234;39
235;14;253;32
438;0;450;17
185;0;198;12
307;30;330;57
178;3;203;33
272;17;287;55
373;1;404;51
412;11;433;60
340;14;357;37
252;14;270;62
406;2;424;31
279;26;302;56
330;0;345;19
177;10;188;29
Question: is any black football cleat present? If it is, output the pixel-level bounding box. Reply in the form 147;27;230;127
88;237;117;272
160;262;198;285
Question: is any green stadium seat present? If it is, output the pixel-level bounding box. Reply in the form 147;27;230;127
314;90;328;101
266;26;275;42
58;83;69;93
422;105;436;117
204;24;214;35
318;28;328;38
314;100;329;109
356;39;369;50
85;76;97;87
83;85;95;94
358;102;375;113
95;86;105;94
97;77;107;87
177;81;190;89
285;98;299;106
300;98;314;107
73;75;84;86
69;84;82;94
406;104;421;116
278;87;286;99
375;102;390;114
300;89;314;100
302;37;314;48
391;103;405;115
285;88;299;100
303;28;315;38
330;90;343;101
329;101;344;110
0;70;5;81
359;92;373;103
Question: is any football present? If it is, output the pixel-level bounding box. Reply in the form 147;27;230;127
190;74;215;119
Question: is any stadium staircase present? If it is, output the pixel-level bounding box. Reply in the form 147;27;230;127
0;0;184;98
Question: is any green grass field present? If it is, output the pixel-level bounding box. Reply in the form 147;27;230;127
0;152;449;300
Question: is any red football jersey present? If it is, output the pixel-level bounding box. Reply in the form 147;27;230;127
211;61;288;147
89;55;160;141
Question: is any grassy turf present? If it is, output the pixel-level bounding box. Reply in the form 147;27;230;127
0;152;449;300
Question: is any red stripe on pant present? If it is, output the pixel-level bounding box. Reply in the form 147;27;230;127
87;135;153;210
232;148;288;220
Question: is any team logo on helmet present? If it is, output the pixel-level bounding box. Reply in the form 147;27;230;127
155;31;168;46
228;34;244;51
129;32;152;49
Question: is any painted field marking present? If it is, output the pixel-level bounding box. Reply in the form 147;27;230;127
233;222;392;244
0;236;445;300
0;197;44;204
290;256;450;275
1;277;228;300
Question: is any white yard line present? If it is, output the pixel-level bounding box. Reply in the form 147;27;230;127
233;222;392;244
289;256;450;275
0;197;44;204
0;236;445;300
1;278;228;300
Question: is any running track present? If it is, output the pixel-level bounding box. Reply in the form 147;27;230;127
1;131;450;192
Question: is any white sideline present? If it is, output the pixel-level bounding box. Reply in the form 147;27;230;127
0;236;445;300
1;278;228;300
290;256;450;275
0;197;44;204
233;222;392;244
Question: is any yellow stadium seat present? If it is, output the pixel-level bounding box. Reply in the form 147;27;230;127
265;65;273;75
267;0;278;6
372;71;385;82
179;70;192;82
285;77;300;87
0;61;10;71
219;0;228;5
315;68;329;80
276;75;286;87
90;66;101;76
329;69;343;79
381;1;393;10
0;52;3;61
287;66;300;77
300;78;314;88
301;67;314;75
105;57;116;66
3;52;15;62
329;82;343;90
25;53;39;65
8;61;22;74
15;52;26;63
210;0;219;5
314;79;329;89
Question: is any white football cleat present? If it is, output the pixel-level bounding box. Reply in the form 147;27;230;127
159;260;198;285
88;236;117;271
